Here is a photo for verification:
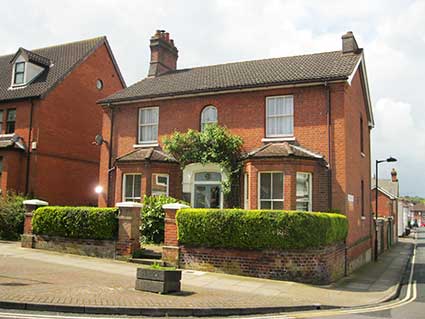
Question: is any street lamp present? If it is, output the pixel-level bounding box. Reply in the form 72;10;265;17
374;156;397;262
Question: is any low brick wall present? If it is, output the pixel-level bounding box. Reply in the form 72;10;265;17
179;243;345;284
32;235;116;259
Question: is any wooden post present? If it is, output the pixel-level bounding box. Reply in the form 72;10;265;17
21;199;49;248
162;203;189;267
115;202;143;257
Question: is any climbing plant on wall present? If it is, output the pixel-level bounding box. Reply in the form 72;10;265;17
163;124;243;206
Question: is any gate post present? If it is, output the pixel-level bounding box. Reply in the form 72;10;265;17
115;202;143;257
21;199;49;248
162;203;189;267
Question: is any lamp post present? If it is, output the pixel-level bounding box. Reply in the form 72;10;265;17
374;156;397;262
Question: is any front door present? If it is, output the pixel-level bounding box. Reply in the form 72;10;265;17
193;172;222;208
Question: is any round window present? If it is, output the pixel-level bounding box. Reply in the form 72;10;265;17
96;79;103;90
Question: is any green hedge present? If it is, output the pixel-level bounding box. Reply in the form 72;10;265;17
0;194;27;240
32;207;119;240
177;209;348;250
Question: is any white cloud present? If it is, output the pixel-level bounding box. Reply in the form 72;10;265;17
372;98;425;195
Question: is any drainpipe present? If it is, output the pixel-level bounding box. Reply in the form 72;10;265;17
25;98;35;195
107;104;115;207
325;82;332;210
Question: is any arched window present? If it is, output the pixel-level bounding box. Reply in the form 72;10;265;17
200;105;217;131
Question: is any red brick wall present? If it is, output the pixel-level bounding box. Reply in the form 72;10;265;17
28;43;124;205
0;99;33;195
179;244;346;284
371;189;395;218
342;69;373;267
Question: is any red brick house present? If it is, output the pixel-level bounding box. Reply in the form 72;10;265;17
0;37;125;205
98;30;374;272
371;169;399;251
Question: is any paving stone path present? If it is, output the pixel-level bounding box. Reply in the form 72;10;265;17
0;239;412;309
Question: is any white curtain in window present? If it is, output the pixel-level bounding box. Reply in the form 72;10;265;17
139;108;159;143
266;96;293;136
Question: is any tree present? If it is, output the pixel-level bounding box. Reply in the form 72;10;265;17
163;124;243;206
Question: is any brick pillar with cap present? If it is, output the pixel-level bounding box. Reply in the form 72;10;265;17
162;203;189;266
115;202;143;257
21;199;49;248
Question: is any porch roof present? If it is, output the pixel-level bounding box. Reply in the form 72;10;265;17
247;142;324;160
116;147;177;163
0;134;26;150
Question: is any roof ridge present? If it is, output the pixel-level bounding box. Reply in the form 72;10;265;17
160;50;353;76
0;36;106;58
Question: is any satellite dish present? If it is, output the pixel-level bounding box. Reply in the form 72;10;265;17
94;134;104;146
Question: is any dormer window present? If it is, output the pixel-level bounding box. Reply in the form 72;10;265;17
14;62;25;85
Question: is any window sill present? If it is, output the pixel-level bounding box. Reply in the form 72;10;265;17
262;136;296;143
361;152;366;158
361;216;366;220
133;143;159;148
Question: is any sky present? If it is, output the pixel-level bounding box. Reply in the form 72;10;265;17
1;0;424;196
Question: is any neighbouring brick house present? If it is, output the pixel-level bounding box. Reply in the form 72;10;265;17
371;169;399;251
0;37;125;205
411;203;425;227
98;30;374;272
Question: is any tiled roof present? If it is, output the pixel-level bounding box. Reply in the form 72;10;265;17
371;178;399;198
0;37;106;102
247;142;324;160
100;50;361;104
116;148;177;163
12;48;52;67
411;203;425;212
0;134;26;150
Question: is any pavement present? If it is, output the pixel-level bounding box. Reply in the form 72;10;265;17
0;235;414;316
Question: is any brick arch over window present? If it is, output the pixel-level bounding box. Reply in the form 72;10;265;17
200;105;217;131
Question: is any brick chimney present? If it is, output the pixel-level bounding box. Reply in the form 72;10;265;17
148;30;178;77
342;31;360;54
391;168;398;182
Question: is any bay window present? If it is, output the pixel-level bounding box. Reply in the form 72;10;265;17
123;174;142;202
138;107;159;144
258;172;284;209
152;173;169;196
296;172;312;211
266;95;294;137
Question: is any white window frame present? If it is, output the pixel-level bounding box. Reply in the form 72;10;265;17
258;171;284;210
296;172;312;211
138;107;159;144
152;173;169;196
265;95;294;138
122;173;142;202
200;105;218;131
192;171;223;209
244;173;249;209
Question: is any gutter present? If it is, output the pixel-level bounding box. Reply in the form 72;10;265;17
24;98;34;195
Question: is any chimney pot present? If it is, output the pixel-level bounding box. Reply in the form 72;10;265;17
165;32;170;42
391;168;398;182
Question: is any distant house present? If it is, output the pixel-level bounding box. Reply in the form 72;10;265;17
410;203;425;226
371;168;400;251
0;37;125;205
97;30;374;272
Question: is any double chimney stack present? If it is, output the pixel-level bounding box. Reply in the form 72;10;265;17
147;29;361;77
148;30;178;77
